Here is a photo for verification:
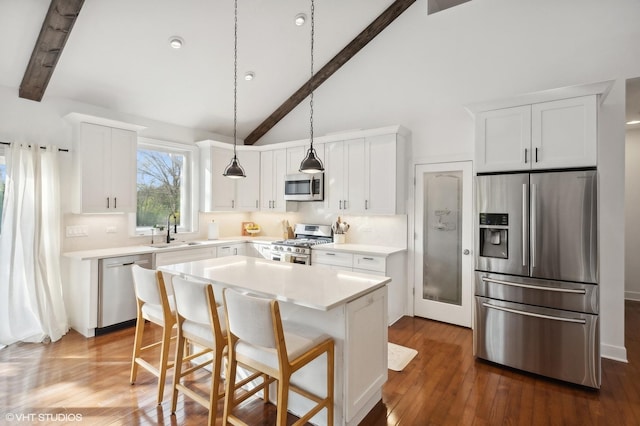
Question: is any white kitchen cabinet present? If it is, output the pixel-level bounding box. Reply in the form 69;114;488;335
198;142;260;212
531;96;597;169
75;122;137;213
475;95;597;172
312;247;406;325
326;138;366;214
345;286;387;421
286;145;307;174
326;133;405;215
260;148;297;212
216;242;246;257
249;241;273;259
364;133;406;215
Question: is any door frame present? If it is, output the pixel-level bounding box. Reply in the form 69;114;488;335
406;156;475;327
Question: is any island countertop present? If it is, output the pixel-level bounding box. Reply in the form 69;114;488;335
159;255;390;311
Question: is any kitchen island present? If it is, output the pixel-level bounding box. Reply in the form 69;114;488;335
159;255;390;426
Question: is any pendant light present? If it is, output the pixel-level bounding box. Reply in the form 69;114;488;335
223;0;246;179
299;0;324;174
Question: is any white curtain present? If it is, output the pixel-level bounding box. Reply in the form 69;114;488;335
0;143;68;348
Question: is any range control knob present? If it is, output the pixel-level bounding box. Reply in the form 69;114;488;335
287;247;292;252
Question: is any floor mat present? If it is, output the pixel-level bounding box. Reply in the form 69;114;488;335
388;342;418;372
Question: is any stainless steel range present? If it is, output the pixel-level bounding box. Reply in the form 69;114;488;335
271;223;332;265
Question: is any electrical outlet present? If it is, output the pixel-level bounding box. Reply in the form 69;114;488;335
66;225;88;237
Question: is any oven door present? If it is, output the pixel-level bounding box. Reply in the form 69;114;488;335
271;250;310;265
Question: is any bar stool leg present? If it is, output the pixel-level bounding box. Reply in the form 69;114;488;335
130;310;144;384
171;329;185;413
156;323;173;404
276;376;290;426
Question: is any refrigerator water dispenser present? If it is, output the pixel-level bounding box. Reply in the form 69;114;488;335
478;213;508;259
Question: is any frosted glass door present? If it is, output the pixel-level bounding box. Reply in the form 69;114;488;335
414;162;473;327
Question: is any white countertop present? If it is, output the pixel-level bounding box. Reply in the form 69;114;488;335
313;243;406;256
159;256;390;311
63;236;278;260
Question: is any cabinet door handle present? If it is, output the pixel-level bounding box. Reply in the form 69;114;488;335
535;147;539;163
362;257;374;261
325;252;336;256
524;148;528;164
365;200;368;210
114;197;117;209
339;200;342;209
232;200;235;209
106;197;110;208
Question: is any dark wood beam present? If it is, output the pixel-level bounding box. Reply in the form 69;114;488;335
244;0;417;145
19;0;85;102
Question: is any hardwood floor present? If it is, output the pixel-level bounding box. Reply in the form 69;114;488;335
2;302;640;425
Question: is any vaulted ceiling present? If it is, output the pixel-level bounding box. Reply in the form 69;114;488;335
1;0;417;143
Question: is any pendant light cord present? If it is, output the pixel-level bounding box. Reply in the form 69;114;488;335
309;0;315;149
233;0;238;158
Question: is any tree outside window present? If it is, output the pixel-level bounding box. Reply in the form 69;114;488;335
137;148;185;230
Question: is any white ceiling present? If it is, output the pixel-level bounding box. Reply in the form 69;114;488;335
0;0;397;142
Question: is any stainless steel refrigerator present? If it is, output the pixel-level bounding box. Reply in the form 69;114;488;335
474;169;600;388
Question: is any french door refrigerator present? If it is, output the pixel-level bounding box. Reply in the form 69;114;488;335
474;169;599;388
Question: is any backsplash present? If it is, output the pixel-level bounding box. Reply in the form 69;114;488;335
62;204;407;253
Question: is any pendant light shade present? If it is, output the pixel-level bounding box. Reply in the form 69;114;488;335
223;155;246;179
223;0;246;179
299;147;324;173
299;0;324;174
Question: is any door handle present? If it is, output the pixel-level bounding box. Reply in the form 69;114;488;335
481;277;586;294
535;147;539;163
114;197;117;209
531;183;537;268
339;200;342;209
463;249;470;255
524;148;528;164
522;183;528;267
106;197;110;209
482;302;586;324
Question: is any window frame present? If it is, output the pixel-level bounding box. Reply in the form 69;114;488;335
131;137;199;237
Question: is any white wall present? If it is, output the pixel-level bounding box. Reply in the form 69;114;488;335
625;128;640;300
260;0;639;361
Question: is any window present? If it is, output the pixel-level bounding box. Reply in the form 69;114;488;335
135;138;197;235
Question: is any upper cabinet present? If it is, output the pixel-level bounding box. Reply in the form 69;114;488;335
260;148;297;212
74;122;137;213
475;95;598;173
326;132;406;215
198;142;260;212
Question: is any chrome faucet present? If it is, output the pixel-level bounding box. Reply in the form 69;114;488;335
167;213;177;243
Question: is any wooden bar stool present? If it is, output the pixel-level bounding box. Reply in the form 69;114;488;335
130;265;176;404
170;276;227;426
222;288;335;426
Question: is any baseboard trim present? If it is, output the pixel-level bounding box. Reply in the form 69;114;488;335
601;343;628;363
625;291;640;301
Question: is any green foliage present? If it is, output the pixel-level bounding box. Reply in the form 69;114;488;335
136;149;183;228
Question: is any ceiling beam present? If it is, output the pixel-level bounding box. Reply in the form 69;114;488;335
19;0;85;102
244;0;417;145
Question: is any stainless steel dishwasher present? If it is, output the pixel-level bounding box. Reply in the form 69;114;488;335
97;253;153;334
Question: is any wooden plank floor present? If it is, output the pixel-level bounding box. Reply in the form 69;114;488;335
2;301;640;425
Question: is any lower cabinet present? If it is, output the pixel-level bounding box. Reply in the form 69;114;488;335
216;243;246;257
312;249;406;325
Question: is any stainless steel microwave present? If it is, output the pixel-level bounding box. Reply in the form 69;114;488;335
284;173;324;201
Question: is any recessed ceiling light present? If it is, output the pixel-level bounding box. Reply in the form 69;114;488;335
295;13;306;26
627;120;640;125
244;72;255;81
168;36;184;49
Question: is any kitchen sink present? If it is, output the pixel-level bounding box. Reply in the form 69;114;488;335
146;241;203;249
